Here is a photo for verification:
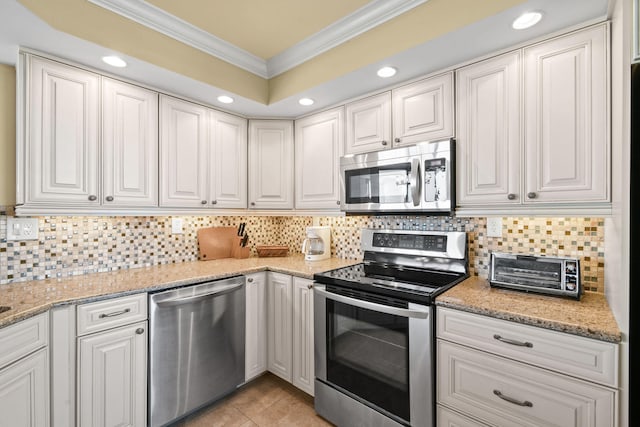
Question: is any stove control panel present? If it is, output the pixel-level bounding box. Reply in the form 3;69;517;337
372;232;447;252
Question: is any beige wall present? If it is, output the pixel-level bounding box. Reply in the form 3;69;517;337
0;64;15;206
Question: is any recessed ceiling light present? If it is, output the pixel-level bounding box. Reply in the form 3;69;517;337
299;98;314;106
377;66;397;78
217;95;234;104
512;11;543;30
102;55;127;67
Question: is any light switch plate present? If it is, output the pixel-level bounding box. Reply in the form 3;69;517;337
7;218;39;241
171;218;184;234
486;217;503;238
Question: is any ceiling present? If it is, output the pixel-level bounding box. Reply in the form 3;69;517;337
0;0;610;117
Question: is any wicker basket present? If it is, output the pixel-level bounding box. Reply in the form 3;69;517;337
256;245;289;257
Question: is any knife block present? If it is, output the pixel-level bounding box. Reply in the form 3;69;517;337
197;227;250;260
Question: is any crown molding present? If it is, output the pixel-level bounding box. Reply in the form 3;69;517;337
88;0;428;78
267;0;428;77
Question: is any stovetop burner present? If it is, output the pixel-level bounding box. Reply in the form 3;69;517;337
314;229;469;304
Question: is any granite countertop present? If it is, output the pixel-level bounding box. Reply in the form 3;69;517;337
435;276;622;343
0;255;359;328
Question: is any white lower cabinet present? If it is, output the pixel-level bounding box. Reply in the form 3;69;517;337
0;313;49;427
436;308;618;427
267;272;293;381
292;277;315;396
245;272;268;381
76;294;148;427
266;273;315;395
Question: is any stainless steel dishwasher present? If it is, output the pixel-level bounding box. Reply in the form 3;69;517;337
149;276;245;427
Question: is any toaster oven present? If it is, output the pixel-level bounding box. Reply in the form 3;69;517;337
489;252;581;299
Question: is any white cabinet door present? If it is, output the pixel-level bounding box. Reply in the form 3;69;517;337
160;95;209;208
0;348;49;427
524;24;609;203
267;272;293;381
295;107;343;210
248;120;294;209
392;72;454;147
456;51;521;206
292;277;315;396
245;272;267;381
28;56;100;205
78;321;147;427
102;78;158;207
210;110;247;208
345;93;391;154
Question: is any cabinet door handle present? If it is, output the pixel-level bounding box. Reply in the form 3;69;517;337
201;200;208;205
507;193;516;200
105;196;114;202
247;278;254;283
98;308;131;319
527;192;537;199
88;195;97;201
493;334;533;348
336;200;340;205
394;137;401;143
251;202;256;206
381;140;388;146
211;200;217;205
135;328;145;335
307;284;314;289
493;390;533;407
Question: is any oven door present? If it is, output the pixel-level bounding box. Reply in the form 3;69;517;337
314;284;433;427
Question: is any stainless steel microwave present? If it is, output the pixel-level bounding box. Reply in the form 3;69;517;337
340;138;455;214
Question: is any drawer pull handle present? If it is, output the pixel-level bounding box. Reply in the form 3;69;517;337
493;390;533;407
99;308;131;319
493;334;533;348
136;328;145;335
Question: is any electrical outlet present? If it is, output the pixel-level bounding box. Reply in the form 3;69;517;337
486;217;503;238
171;218;184;234
7;218;39;241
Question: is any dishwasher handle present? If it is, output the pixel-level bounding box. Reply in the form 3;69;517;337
155;282;244;307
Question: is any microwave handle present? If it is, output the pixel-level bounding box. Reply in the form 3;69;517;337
409;158;421;206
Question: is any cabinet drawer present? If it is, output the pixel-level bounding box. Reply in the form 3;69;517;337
437;405;488;427
436;307;618;387
77;293;147;336
0;313;48;369
437;340;616;427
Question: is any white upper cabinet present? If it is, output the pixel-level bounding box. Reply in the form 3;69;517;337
160;95;209;208
210;110;247;208
102;78;158;207
248;120;294;209
345;93;391;154
27;56;100;205
392;72;454;147
456;51;521;206
523;24;609;204
295;107;344;209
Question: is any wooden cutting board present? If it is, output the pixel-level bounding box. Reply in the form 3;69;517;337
197;227;248;260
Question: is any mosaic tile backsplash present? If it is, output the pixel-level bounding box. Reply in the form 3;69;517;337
0;209;605;293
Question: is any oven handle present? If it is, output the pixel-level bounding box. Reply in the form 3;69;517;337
409;157;421;206
314;285;429;319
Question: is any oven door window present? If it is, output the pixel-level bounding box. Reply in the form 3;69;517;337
326;297;410;423
345;163;411;204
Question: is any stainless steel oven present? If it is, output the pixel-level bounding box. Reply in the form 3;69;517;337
340;138;455;214
313;229;468;427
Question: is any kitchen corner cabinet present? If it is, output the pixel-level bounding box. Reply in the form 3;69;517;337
160;95;248;209
248;120;294;209
436;307;618;427
456;51;521;206
295;107;344;209
26;55;100;206
292;277;315;396
0;314;49;427
344;93;391;154
76;294;148;427
392;72;454;147
102;78;158;207
245;272;268;381
267;272;293;381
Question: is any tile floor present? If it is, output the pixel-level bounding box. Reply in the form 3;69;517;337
173;373;333;426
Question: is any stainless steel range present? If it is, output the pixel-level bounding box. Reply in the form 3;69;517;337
313;228;468;427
